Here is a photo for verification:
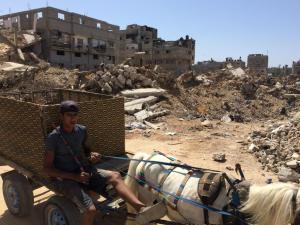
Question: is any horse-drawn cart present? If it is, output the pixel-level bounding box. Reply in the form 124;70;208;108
0;89;130;225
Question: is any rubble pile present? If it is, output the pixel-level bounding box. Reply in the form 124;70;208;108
82;64;158;94
247;113;300;182
172;68;300;121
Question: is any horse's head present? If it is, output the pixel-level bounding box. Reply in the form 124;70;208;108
239;182;300;225
222;180;251;225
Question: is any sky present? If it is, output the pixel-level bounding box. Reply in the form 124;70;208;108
0;0;299;67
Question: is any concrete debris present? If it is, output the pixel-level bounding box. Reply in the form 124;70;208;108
212;153;226;162
134;109;169;121
278;167;299;183
230;67;246;78
165;132;177;136
247;115;300;178
121;88;167;98
0;62;35;72
125;122;147;130
125;96;158;114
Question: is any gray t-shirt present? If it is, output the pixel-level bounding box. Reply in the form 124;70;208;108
45;124;87;173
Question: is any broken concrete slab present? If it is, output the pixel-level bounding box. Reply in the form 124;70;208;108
125;96;158;107
17;48;25;61
0;62;35;72
121;88;166;98
125;96;158;114
134;109;169;121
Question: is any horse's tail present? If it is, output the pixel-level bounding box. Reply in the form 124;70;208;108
125;152;148;212
241;182;298;225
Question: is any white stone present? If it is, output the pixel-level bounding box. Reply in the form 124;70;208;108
121;88;167;98
292;153;300;160
249;143;259;152
286;160;298;169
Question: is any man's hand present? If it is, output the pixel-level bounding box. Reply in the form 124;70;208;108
75;172;90;184
89;152;102;164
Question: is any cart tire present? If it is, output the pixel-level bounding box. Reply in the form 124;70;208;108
2;172;34;217
44;195;80;225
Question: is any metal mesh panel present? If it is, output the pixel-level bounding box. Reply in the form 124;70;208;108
0;89;125;179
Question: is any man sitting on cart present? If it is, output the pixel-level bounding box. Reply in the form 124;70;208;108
43;100;148;225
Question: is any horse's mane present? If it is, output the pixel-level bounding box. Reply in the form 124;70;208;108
241;182;300;225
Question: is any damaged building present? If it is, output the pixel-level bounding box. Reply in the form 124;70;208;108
247;54;268;75
120;24;195;75
292;60;300;76
0;7;120;70
0;9;195;73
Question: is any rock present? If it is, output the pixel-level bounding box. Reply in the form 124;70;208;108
142;78;153;87
117;74;126;86
201;120;213;128
221;114;232;123
126;79;133;88
292;153;300;160
278;167;299;183
102;73;111;82
286;160;298;169
248;143;259;152
103;83;112;93
225;166;234;171
212;153;226;162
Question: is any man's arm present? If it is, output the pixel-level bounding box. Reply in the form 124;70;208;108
43;151;89;183
82;128;101;164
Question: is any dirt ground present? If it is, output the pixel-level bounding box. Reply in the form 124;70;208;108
0;117;275;225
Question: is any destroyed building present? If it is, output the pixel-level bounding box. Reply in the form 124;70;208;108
292;60;300;76
247;54;268;75
193;57;245;73
0;7;121;69
225;57;245;68
120;24;195;75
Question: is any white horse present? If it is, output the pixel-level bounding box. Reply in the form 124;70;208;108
125;151;300;225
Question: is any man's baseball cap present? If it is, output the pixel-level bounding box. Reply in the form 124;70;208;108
59;100;79;114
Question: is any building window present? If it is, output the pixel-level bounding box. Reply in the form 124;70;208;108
93;54;99;59
56;50;65;56
77;38;83;48
108;41;114;48
37;12;43;19
75;52;81;57
58;63;64;68
58;12;65;20
26;14;29;19
166;50;170;54
108;29;113;32
79;17;83;24
107;56;112;60
97;23;101;29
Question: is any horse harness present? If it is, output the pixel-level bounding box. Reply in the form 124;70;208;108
137;151;242;225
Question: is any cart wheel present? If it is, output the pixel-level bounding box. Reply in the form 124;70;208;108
2;172;34;217
44;195;80;225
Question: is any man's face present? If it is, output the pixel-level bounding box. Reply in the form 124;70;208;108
61;112;78;128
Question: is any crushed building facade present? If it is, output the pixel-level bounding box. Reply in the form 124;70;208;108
247;54;268;75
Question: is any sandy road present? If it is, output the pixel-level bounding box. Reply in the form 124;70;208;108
0;118;274;225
